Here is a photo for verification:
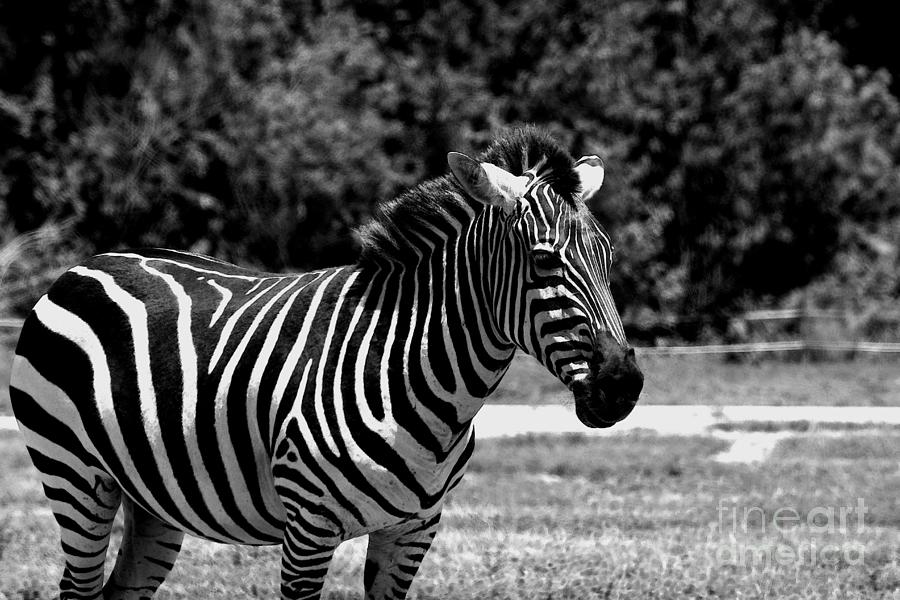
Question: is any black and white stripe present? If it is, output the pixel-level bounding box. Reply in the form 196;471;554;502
10;129;639;599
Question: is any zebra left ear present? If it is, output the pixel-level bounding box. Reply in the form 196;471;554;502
448;152;525;214
575;155;605;202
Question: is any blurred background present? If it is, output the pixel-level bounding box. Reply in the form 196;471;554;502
1;0;898;346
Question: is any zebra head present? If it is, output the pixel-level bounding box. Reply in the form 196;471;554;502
448;141;643;428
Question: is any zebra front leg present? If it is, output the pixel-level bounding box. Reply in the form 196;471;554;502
279;513;340;600
364;513;442;600
103;497;185;600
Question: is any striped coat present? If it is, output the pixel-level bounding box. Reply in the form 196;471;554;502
11;129;642;599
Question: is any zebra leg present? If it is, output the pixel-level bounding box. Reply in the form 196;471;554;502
103;497;185;600
34;453;121;600
279;515;339;600
363;513;442;600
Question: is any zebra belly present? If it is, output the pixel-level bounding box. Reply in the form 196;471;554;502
121;424;288;545
118;475;287;546
271;414;474;542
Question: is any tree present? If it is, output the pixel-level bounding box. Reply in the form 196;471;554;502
506;0;900;329
2;0;899;337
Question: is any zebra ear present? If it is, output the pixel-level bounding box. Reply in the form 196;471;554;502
575;155;605;202
448;152;526;213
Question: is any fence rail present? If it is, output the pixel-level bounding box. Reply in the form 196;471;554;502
0;318;23;330
3;316;900;355
637;340;900;356
628;307;900;325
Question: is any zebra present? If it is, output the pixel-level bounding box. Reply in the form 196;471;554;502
9;128;643;600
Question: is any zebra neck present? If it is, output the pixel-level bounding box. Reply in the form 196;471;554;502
357;220;516;444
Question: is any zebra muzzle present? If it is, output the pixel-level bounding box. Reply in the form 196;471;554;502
570;336;643;428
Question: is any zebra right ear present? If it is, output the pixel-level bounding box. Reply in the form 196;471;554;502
575;155;605;203
448;152;525;214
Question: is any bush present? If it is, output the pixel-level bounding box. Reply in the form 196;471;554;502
1;0;899;335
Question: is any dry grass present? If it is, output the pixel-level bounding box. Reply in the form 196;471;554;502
772;433;900;461
2;430;898;599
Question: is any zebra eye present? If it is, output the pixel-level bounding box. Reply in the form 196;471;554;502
531;249;563;271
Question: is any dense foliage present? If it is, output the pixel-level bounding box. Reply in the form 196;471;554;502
1;0;898;339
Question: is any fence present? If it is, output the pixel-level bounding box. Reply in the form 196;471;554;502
637;340;900;356
625;308;900;355
0;318;23;331
4;312;900;355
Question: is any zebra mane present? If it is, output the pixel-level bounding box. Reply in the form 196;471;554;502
357;127;581;264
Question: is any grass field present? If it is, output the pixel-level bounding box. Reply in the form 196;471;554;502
1;330;899;416
2;429;898;599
